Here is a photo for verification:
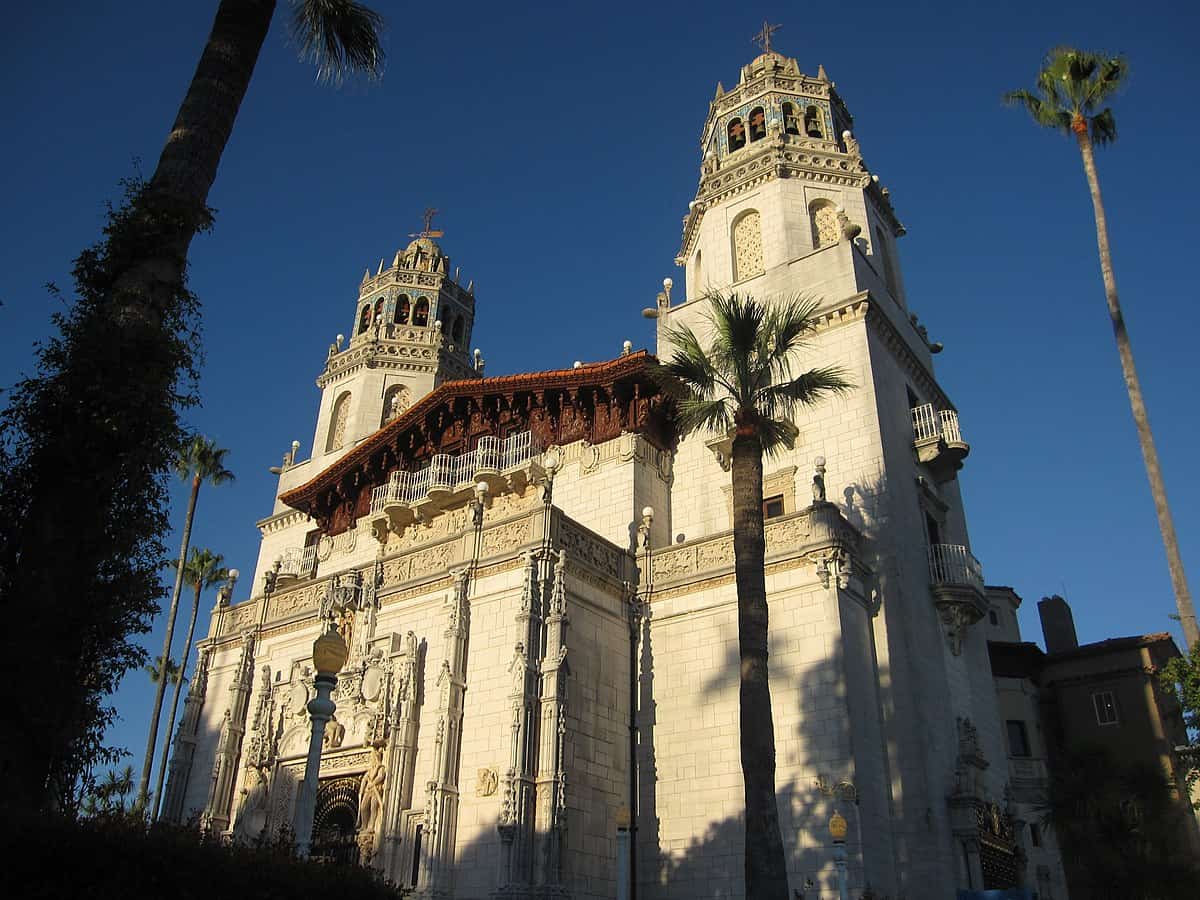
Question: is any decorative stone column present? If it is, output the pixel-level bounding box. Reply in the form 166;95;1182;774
201;630;257;834
293;628;350;857
830;811;849;900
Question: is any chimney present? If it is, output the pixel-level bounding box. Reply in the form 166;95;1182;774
1038;595;1079;654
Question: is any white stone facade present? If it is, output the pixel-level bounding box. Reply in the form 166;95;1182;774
164;50;1057;900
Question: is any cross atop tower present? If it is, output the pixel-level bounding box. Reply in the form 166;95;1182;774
752;20;782;54
410;207;444;239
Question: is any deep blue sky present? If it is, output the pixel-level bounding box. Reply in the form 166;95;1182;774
4;1;1197;786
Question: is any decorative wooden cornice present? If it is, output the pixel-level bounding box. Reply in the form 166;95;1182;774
280;351;675;534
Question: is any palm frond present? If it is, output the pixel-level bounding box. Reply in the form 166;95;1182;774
1003;89;1072;133
290;0;385;85
676;396;733;439
747;412;799;457
655;322;718;398
1090;108;1118;146
758;366;854;412
177;434;235;485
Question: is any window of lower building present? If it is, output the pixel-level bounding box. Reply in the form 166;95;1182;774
1006;719;1031;757
763;494;785;519
989;609;999;626
1093;690;1119;726
1029;823;1042;848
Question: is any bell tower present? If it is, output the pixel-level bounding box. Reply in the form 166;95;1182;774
674;45;908;311
310;225;481;468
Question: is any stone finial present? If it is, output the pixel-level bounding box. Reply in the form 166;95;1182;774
817;64;829;81
622;340;632;356
836;206;862;241
377;258;385;275
715;81;725;98
362;269;371;284
812;456;827;503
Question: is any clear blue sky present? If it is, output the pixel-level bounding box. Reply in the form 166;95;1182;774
3;1;1198;787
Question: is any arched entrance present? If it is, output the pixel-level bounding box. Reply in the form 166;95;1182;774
311;776;361;865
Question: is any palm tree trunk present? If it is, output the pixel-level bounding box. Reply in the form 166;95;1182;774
114;0;276;318
153;579;203;819
138;475;201;807
1076;127;1198;649
730;433;789;898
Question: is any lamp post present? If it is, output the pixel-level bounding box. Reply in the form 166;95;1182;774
293;627;350;857
830;810;849;900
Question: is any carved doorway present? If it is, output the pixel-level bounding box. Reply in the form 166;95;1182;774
311;776;361;865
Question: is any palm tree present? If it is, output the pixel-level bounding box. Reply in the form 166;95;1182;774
153;547;229;819
145;655;181;686
653;291;851;898
137;436;233;807
1005;49;1196;649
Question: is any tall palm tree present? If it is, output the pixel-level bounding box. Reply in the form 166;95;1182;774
153;547;228;819
1005;49;1196;649
654;291;851;898
138;436;233;807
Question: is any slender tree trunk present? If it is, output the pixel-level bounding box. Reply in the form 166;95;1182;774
138;476;200;807
1075;126;1198;649
115;0;277;319
730;432;789;898
153;579;203;819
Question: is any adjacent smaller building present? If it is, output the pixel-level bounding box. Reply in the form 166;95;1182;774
986;592;1200;899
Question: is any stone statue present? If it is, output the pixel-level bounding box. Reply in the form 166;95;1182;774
323;714;345;750
508;642;527;694
357;747;386;834
812;456;827;503
232;765;271;844
843;130;860;156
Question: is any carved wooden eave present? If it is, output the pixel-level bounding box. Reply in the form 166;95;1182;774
280;351;676;535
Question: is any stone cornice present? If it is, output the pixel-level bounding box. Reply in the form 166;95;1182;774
256;508;310;536
677;139;871;262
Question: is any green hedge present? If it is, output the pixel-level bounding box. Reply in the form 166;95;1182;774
5;815;400;899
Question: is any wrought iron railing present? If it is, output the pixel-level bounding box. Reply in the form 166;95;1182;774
927;543;984;592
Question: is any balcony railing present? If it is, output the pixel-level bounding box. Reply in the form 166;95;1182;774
911;403;965;445
928;543;984;592
278;544;317;579
369;430;540;514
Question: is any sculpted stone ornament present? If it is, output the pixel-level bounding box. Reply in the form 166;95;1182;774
476;767;499;797
812;455;827;503
323;714;345;750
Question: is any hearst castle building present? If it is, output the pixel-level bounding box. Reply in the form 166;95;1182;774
163;48;1069;899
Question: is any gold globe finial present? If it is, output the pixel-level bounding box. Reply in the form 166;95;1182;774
829;809;848;841
312;628;350;675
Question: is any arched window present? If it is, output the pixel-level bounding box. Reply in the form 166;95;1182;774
357;305;372;335
381;384;411;426
782;102;800;136
731;210;764;282
327;392;351;452
412;298;429;327
804;105;825;139
693;249;703;292
748;107;766;142
809;200;839;248
727;117;746;152
394;294;410;325
452;316;464;343
374;297;386;323
875;226;899;299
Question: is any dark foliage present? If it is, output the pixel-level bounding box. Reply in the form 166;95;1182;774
0;180;206;813
4;814;399;899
